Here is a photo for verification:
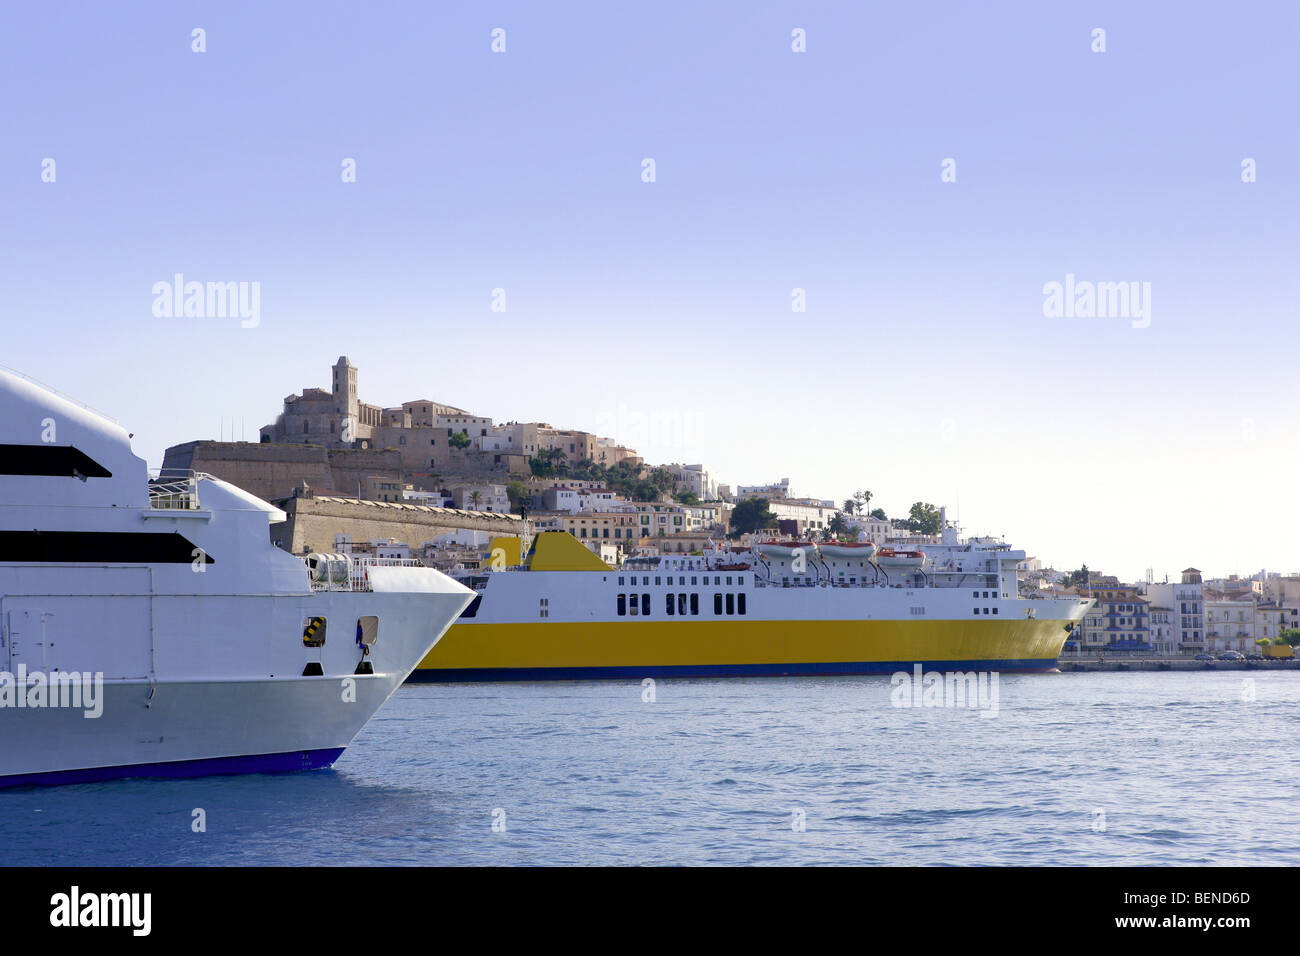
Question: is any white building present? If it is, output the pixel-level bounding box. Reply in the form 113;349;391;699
665;463;718;501
445;482;510;513
736;478;792;501
767;498;838;536
1205;598;1259;654
541;486;629;514
847;515;892;544
1140;568;1207;653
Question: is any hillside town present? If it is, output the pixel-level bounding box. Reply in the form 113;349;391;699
161;356;1300;662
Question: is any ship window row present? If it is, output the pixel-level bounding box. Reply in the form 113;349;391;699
973;607;999;615
616;592;747;617
972;590;998;599
618;575;744;587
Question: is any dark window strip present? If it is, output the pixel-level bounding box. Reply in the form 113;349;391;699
0;444;112;479
0;530;214;564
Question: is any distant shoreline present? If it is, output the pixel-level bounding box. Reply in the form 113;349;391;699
1057;658;1299;672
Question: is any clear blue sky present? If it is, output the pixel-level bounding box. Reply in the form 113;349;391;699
2;1;1296;582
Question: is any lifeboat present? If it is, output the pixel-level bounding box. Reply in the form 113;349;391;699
819;541;878;560
875;548;926;569
754;540;819;560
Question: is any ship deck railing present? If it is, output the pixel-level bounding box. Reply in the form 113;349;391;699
307;556;427;592
147;469;219;510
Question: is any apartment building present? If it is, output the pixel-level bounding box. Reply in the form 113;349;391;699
1141;568;1207;652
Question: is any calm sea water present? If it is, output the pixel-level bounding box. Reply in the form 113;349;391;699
3;671;1298;866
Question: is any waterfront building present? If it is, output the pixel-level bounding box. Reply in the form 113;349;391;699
1148;606;1177;655
1076;585;1152;652
1140;568;1207;653
1205;598;1260;654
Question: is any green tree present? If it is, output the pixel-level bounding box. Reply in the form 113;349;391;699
827;512;854;538
448;430;471;449
1280;629;1300;646
1063;565;1090;589
674;491;700;505
468;490;482;510
528;447;568;478
842;498;859;516
646;466;677;497
869;507;886;521
904;501;941;535
729;497;778;538
505;481;529;514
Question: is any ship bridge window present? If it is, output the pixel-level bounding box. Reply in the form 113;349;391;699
713;593;723;615
0;444;113;480
642;593;650;617
617;594;626;616
691;576;698;585
678;593;687;615
665;593;675;615
690;594;699;616
737;593;746;615
725;594;735;615
629;594;639;616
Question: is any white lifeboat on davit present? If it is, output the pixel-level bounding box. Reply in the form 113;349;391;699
875;547;927;569
754;539;819;560
818;541;878;560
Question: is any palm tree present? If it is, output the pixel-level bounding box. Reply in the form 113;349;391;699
842;498;858;515
468;490;482;510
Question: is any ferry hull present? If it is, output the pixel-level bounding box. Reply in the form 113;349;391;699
0;587;471;786
413;617;1074;681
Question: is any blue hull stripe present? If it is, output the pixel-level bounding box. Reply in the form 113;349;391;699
0;747;345;789
408;658;1059;682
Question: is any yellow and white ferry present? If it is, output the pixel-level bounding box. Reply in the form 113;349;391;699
410;526;1091;681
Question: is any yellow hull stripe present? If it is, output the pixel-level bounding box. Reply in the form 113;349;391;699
419;618;1071;670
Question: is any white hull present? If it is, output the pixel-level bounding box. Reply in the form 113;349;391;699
0;587;468;782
